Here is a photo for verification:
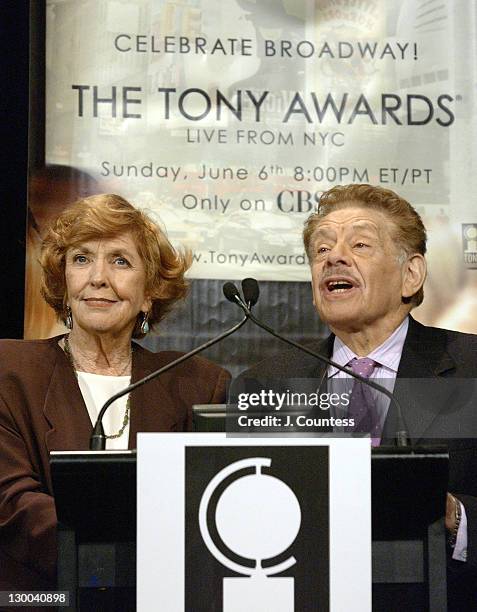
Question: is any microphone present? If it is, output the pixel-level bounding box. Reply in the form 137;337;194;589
224;278;410;447
223;280;257;310
242;277;260;308
223;281;241;305
90;304;249;450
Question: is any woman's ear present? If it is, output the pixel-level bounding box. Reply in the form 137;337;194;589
141;295;153;313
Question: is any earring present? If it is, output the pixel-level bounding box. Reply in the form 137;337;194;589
65;306;73;330
140;311;150;335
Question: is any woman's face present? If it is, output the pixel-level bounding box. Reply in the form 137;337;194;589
65;232;151;337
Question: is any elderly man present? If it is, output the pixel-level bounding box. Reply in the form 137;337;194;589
240;184;477;609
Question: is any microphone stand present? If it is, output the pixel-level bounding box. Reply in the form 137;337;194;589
90;314;248;450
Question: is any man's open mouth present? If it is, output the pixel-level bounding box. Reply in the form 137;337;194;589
324;279;356;293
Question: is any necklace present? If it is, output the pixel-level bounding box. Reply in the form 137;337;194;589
63;335;132;440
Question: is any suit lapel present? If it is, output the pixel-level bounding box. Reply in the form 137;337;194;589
43;341;92;452
128;345;182;448
44;340;184;452
307;335;334;379
395;317;455;378
384;317;456;443
319;318;457;443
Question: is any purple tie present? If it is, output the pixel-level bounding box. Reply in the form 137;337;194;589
346;358;381;443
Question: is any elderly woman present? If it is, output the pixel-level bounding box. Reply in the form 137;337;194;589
0;194;229;590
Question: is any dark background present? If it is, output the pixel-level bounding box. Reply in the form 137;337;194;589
1;2;30;339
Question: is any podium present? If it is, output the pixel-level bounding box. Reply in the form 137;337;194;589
51;443;448;611
371;446;448;612
51;450;137;611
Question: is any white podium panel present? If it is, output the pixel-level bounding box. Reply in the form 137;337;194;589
137;434;371;612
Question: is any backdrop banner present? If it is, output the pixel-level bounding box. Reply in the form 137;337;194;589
26;0;477;338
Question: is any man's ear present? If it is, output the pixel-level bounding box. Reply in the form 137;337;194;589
402;254;427;299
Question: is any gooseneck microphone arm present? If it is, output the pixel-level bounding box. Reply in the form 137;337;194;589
90;313;248;450
223;280;410;448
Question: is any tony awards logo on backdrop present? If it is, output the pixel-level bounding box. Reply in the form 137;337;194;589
199;457;301;612
463;224;477;267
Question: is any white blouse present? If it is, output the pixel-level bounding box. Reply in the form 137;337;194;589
77;371;131;450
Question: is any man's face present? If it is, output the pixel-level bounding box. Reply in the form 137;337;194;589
309;205;411;336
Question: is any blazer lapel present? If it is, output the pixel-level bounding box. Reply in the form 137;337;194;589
43;342;92;452
44;340;184;452
307;335;334;379
308;319;458;443
128;345;182;448
384;317;457;443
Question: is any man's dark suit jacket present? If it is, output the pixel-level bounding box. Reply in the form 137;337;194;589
237;316;477;608
0;336;230;592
